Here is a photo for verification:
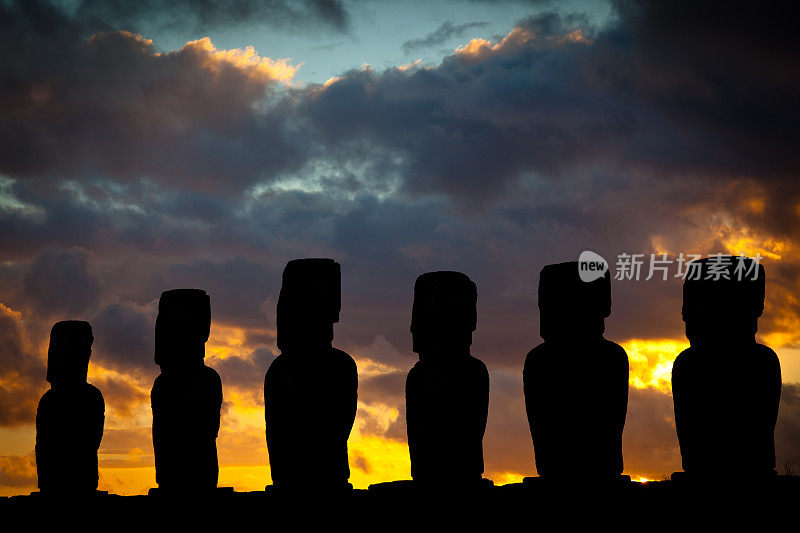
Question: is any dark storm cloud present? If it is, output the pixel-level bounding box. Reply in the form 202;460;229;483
591;1;800;181
91;302;156;376
359;371;405;407
0;169;791;373
59;0;350;36
276;1;798;207
401;20;490;54
147;256;284;329
91;373;150;418
1;179;296;261
0;172;778;369
4;0;799;206
0;0;303;193
213;346;276;404
292;20;616;201
22;245;103;318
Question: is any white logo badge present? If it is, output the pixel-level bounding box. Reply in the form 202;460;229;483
578;250;608;282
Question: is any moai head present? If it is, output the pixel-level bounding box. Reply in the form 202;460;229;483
155;289;211;371
538;261;611;342
411;271;477;359
276;258;341;352
682;256;765;346
46;321;93;388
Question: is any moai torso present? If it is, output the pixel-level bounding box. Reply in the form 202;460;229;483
406;271;489;485
406;355;489;483
672;256;780;477
265;347;357;488
36;321;105;495
524;338;628;479
151;364;222;489
523;262;629;480
151;289;222;491
264;259;357;490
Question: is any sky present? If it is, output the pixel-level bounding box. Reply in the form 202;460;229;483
2;0;800;495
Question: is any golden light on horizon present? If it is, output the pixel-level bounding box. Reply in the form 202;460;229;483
10;302;783;495
621;339;689;393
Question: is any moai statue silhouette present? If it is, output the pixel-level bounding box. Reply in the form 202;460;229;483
524;262;629;481
264;259;357;492
672;256;780;479
36;321;104;495
406;271;489;487
151;289;222;492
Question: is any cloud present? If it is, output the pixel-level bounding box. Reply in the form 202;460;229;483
0;2;302;193
0;303;45;427
401;20;490;54
22;245;103;318
90;372;150;419
291;14;617;201
73;0;350;34
5;1;799;207
91;302;156;375
289;3;799;207
0;453;37;488
213;346;275;403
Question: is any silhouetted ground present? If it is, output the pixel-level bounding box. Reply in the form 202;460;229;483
4;478;800;524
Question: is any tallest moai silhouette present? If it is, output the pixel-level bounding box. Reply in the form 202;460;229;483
524;262;629;480
264;259;358;492
672;256;781;478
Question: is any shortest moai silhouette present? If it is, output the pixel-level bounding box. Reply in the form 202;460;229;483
36;321;105;495
672;256;780;480
264;258;357;493
524;261;629;481
151;289;222;493
406;271;490;488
